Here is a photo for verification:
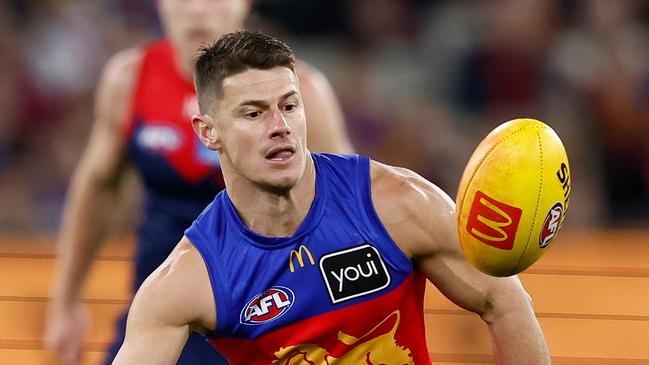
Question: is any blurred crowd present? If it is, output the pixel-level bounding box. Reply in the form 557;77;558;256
1;0;649;232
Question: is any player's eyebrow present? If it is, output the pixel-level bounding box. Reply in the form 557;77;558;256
237;99;268;109
237;90;299;108
279;90;298;101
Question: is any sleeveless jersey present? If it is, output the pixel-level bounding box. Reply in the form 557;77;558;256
123;39;225;289
186;153;431;364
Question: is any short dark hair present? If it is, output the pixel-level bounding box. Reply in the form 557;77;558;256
194;30;296;114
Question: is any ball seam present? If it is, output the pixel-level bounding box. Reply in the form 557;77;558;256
515;128;544;273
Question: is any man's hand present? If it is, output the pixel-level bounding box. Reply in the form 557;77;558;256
45;300;90;365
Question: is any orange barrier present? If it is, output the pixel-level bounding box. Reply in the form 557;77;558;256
0;231;648;364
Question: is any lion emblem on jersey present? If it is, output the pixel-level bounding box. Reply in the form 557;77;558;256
272;310;414;365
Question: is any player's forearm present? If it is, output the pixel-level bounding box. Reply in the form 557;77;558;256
52;171;120;306
484;293;550;364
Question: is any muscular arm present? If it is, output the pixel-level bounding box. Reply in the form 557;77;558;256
371;161;550;365
114;237;216;364
46;49;141;363
296;61;354;153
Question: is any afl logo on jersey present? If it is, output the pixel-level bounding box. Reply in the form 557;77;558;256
240;286;295;325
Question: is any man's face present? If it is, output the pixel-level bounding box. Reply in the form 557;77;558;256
157;0;250;60
210;66;308;193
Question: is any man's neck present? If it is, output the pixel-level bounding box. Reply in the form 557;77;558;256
226;157;317;237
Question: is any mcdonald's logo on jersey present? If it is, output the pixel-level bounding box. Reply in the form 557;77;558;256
466;190;522;250
289;245;315;272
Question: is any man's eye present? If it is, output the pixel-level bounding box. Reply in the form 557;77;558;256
247;111;260;118
284;104;296;112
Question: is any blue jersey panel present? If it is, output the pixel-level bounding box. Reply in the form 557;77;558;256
186;153;414;340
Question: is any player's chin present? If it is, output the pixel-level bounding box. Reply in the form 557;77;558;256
259;152;305;192
257;175;300;195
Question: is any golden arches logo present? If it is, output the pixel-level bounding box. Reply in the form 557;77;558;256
289;245;315;272
466;190;522;250
471;197;512;242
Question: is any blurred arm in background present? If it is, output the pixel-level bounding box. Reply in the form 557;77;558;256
297;60;354;153
44;48;142;365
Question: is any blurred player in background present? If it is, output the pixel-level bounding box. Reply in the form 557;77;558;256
44;1;353;364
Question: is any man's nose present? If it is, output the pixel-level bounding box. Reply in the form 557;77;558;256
269;108;291;139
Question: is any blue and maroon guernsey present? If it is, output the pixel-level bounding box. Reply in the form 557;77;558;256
122;40;225;289
186;153;431;364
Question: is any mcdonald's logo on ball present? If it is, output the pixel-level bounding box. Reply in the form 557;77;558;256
466;190;522;251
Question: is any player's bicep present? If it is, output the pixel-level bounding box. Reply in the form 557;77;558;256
371;161;509;315
405;183;489;314
114;238;213;364
113;281;189;364
418;238;497;315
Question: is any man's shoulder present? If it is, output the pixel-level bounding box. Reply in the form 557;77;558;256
100;37;174;88
369;160;456;258
133;237;216;332
311;154;432;201
371;160;454;211
104;46;145;78
97;47;145;105
94;47;146;132
370;160;427;198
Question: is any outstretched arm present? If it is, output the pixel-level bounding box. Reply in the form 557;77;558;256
114;237;216;364
297;61;354;153
46;48;141;365
371;161;550;365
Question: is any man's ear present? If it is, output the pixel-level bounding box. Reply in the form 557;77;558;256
191;114;221;151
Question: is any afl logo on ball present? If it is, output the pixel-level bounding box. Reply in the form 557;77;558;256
539;202;563;248
240;286;294;325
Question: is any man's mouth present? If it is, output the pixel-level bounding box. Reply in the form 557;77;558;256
266;146;296;161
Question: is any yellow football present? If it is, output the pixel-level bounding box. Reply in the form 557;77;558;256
456;118;571;276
